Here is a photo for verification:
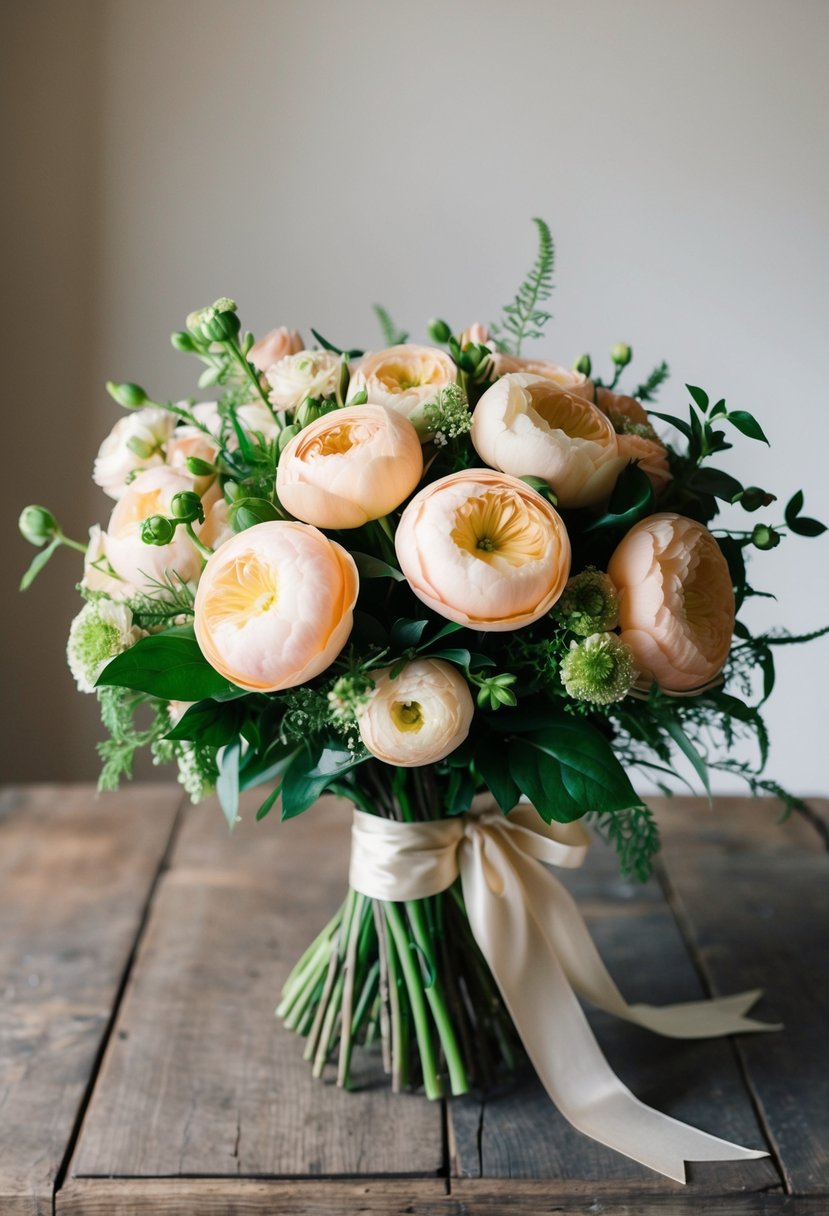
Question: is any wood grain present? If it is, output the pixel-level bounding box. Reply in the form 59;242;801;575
657;796;829;1198
0;784;182;1216
68;792;444;1181
448;819;781;1196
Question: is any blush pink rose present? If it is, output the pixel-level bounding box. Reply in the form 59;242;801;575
249;327;303;372
395;468;571;631
607;513;735;693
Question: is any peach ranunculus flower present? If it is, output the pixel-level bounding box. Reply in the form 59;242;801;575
276;404;423;529
266;350;341;412
347;344;457;437
395;469;571;632
248;327;303;373
93;407;176;499
104;466;214;591
471;373;626;509
488;354;593;400
595;386;649;428
607;512;735;693
595;387;672;495
193;521;358;692
357;659;474;767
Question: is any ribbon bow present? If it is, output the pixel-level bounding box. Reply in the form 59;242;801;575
349;800;779;1184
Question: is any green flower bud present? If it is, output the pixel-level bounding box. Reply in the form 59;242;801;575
106;381;150;408
277;423;301;453
751;523;781;551
19;504;58;547
198;304;241;343
739;486;776;513
427;318;452;344
126;435;155;459
475;673;518;711
610;343;632;368
170;491;204;523
141;515;175;546
294;397;323;429
212;297;238;314
171;330;197;352
185;456;216;477
573;354;592;377
349;389;368;407
560;633;636;705
553;568;619;636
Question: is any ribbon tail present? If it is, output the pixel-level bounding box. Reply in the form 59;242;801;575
459;831;769;1184
513;844;781;1038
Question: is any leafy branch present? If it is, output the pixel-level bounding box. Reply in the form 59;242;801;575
491;218;555;355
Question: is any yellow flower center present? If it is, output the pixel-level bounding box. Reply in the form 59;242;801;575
527;384;603;441
203;554;279;630
391;700;424;732
376;358;444;394
117;487;166;532
450;490;549;566
307;424;356;457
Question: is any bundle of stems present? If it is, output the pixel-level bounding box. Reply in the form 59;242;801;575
276;764;524;1096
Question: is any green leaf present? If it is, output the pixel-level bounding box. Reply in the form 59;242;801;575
727;410;769;445
96;626;238;700
19;535;61;590
372;303;408;347
789;516;827;537
784;490;804;527
165;698;248;746
390;618;429;649
508;718;644;822
310;328;363;360
633;360;670;403
584;463;654;533
423;648;471;666
351;551;405;581
255;784;281;822
281;743;366;820
658;714;711;800
491;217;555;355
216;741;241;829
476;746;520;813
229;496;280;532
239;739;301;791
647;409;693;442
686;384;710;413
690;467;743;501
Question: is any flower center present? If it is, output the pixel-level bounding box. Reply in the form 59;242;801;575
391;700;424;732
205;554;279;629
450;490;548;566
527;385;602;440
307;424;357;457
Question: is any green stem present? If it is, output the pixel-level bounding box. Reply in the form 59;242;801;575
184;521;213;561
57;531;88;555
384;901;442;1100
405;900;469;1095
226;340;280;422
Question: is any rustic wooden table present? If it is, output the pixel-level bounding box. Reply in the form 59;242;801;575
1;785;827;1215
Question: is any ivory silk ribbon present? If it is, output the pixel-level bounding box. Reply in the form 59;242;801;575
348;801;780;1184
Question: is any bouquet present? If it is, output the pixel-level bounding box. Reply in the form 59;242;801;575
19;220;827;1180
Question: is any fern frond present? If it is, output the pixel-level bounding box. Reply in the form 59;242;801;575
491;217;555;355
589;803;661;882
372;304;408;347
635;360;670;402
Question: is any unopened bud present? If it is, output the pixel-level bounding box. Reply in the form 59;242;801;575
19;504;58;547
277;423;301;452
294;398;322;429
171;330;197;352
106;381;149;408
610;343;632;368
739;486;776;513
141;515;175;546
427;318;452;344
170;491;204;523
185;456;216;477
573;354;592;377
751;523;781;551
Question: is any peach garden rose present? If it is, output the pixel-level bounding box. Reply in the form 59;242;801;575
488;353;593;400
194;521;358;692
471;373;626;508
347;344;457;437
608;512;735;693
357;659;474;767
248;326;303;372
395;468;571;631
276;404;423;529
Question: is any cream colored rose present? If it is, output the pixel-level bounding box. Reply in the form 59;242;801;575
488;354;593;400
276;404;423;529
104;466;212;591
81;524;134;599
266;350;341;411
608;512;735;693
249;327;303;372
93;408;176;499
395;468;571;631
471;373;626;508
166;426;220;494
193;521;358;692
357;659;474;767
347;344;457;436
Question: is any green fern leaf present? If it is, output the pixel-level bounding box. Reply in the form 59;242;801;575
491;218;555;355
372;304;408;347
634;360;670;402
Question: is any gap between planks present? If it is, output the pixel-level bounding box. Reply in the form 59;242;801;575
51;791;189;1216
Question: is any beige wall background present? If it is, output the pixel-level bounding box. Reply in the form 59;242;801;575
3;0;828;794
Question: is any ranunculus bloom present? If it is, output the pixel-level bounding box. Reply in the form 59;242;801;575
617;432;672;494
266;350;341;411
395;469;571;631
595;386;650;429
357;659;474;767
347;344;457;436
193;521;358;692
488;354;593;400
166;426;220;494
608;512;735;693
104;466;212;590
67;600;143;693
277;404;423;529
471;373;626;508
93;408;176;499
249;327;303;372
81;524;134;599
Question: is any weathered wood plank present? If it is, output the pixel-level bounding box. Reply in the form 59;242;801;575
0;784;183;1216
449;822;781;1195
657;796;829;1198
68;793;444;1181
